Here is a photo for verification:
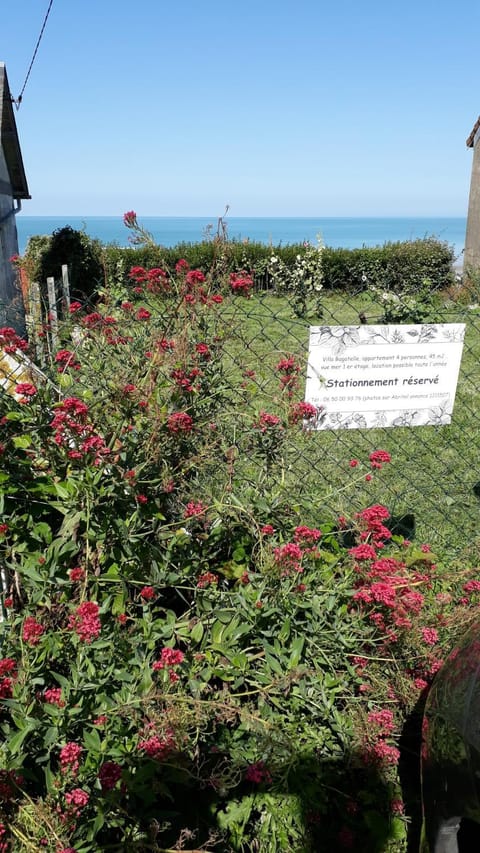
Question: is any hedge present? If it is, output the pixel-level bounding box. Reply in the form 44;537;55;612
23;228;455;299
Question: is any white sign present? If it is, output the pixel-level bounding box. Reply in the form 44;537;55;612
305;324;465;429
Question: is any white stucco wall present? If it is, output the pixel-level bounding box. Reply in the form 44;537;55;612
0;146;23;330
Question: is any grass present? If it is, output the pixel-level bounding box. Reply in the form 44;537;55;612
217;289;480;561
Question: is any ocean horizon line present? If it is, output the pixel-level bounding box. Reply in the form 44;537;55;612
17;214;467;220
16;214;467;258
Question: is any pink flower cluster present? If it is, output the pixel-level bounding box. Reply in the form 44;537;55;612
55;349;81;372
369;449;392;469
276;355;300;396
98;760;122;791
0;326;28;353
68;601;101;643
152;647;185;682
43;687;65;707
244;760;272;784
50;397;110;465
137;728;175;760
273;542;303;574
254;411;283;432
60;742;83;776
288;401;318;425
167;412;194;434
197;571;219;588
361;708;399;767
230;272;254;296
22;616;44;646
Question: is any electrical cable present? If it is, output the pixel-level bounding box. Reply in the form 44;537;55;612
11;0;55;109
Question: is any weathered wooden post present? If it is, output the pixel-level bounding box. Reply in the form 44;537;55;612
0;62;30;333
464;117;480;271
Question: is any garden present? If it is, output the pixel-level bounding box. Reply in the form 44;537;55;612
0;216;479;851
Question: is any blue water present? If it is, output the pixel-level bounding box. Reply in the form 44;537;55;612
15;215;467;262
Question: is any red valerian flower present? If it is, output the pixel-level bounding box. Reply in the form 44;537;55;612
273;542;303;573
137;730;175;760
185;269;206;286
294;525;322;545
184;501;207;518
69;301;82;313
0;659;17;678
60;742;83;775
367;708;395;735
195;342;211;358
65;788;89;810
421;627;439;645
349;544;377;561
0;524;8;536
136;307;151;320
69;566;85;582
123;210;137;226
68;602;101;643
197;571;219;588
55;349;81;372
43;687;65;707
0;678;13;699
152;647;185;671
245;761;272;784
14;382;37;396
230;272;254;296
98;761;122;791
175;258;189;272
0;326;28;352
369;449;392;469
254;411;283;432
167;412;194;433
260;524;275;535
22;616;44;646
140;586;155;600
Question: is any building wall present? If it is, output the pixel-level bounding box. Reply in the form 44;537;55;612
464;131;480;270
0;146;23;330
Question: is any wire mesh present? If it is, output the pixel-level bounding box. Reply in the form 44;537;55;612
1;268;479;563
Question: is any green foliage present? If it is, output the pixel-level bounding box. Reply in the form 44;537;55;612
0;215;471;852
321;239;455;294
372;278;443;324
25;226;104;304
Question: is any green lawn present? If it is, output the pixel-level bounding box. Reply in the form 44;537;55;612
217;290;480;561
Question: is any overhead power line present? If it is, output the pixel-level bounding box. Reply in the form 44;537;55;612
11;0;55;109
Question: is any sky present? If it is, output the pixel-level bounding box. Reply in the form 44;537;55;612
2;0;480;217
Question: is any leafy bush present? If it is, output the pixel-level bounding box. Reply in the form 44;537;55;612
0;223;477;851
321;239;455;294
371;278;443;324
24;226;104;306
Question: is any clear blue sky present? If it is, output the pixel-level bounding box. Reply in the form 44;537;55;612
2;0;479;216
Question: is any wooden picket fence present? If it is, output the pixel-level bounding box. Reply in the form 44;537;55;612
25;263;71;362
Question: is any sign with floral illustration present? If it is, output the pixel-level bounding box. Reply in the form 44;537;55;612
305;324;465;429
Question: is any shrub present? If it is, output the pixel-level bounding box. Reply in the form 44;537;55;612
321;239;455;294
0;217;476;851
24;226;104;305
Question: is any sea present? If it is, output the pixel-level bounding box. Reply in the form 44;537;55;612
15;215;467;263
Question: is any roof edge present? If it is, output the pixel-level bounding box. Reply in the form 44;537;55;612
0;63;30;199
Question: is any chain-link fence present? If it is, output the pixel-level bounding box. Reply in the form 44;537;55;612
2;268;480;563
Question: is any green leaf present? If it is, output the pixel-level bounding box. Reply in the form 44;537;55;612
83;728;102;753
288;636;305;668
191;621;204;643
12;434;32;449
7;721;36;756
